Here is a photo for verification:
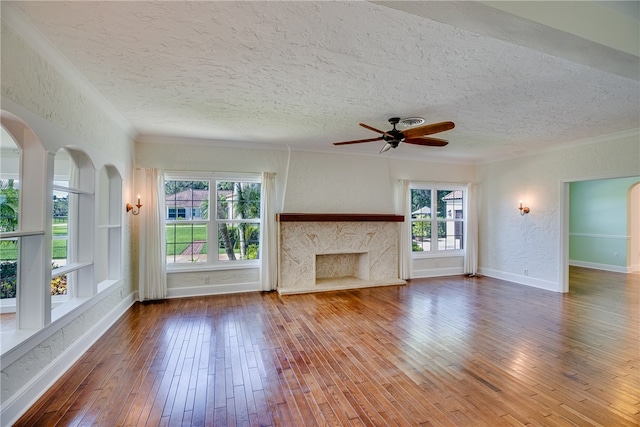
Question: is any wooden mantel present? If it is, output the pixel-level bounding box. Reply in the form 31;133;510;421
276;213;404;222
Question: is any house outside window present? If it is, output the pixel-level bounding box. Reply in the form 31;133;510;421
411;185;465;257
164;173;261;268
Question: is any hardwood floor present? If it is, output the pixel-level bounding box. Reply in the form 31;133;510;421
15;267;639;426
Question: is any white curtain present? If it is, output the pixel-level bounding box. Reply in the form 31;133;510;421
260;172;277;291
138;168;167;301
399;179;412;280
464;183;479;276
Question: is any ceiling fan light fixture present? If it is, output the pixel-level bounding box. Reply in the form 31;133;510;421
398;117;425;127
380;143;394;153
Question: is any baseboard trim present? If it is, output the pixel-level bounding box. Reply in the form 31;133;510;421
166;282;262;298
569;260;628;273
1;291;135;427
478;268;560;292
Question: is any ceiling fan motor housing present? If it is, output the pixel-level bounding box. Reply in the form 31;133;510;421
384;118;404;145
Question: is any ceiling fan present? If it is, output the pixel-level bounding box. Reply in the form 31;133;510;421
333;117;455;153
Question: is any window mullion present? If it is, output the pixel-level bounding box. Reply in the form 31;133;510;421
431;189;438;254
18;150;54;329
211;216;217;265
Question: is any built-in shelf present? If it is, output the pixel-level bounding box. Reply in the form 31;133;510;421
276;213;404;222
0;230;45;238
51;261;92;278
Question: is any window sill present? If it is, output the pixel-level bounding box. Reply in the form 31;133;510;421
97;279;121;294
0;298;16;314
413;250;465;259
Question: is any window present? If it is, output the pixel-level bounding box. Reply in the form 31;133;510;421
0;126;21;322
165;173;261;268
165;180;209;263
51;187;70;297
52;149;74;300
215;180;261;262
411;185;465;256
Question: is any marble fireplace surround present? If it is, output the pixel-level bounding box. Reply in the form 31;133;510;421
276;213;406;295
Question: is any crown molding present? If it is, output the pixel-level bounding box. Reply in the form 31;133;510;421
1;3;137;139
478;128;640;165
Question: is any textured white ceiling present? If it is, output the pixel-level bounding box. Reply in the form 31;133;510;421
5;1;640;163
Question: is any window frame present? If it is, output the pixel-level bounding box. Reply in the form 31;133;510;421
410;183;466;259
164;172;262;272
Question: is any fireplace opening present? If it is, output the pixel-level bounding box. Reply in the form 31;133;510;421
315;252;370;285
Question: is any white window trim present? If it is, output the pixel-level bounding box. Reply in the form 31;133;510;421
410;183;467;259
164;171;261;272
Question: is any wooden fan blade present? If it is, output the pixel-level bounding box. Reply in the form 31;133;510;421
333;136;383;146
359;123;386;134
404;137;449;147
402;121;455;139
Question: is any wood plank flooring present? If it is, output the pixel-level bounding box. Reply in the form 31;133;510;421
15;267;639;426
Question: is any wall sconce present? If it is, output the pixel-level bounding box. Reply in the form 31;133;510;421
518;200;530;216
126;195;142;215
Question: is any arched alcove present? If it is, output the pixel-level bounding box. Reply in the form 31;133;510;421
52;146;96;301
1;110;52;329
96;165;123;285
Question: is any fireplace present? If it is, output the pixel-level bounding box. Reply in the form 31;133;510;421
276;214;406;295
315;252;370;284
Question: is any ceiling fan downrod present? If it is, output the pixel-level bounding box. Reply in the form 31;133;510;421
383;117;404;145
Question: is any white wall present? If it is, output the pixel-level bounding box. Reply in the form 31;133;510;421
135;140;287;296
476;130;640;291
136;140;477;215
283;151;395;213
569;177;640;272
1;20;135;425
136;139;478;286
135;139;290;211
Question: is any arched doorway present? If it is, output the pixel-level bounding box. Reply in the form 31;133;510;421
628;183;639;272
561;177;640;292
